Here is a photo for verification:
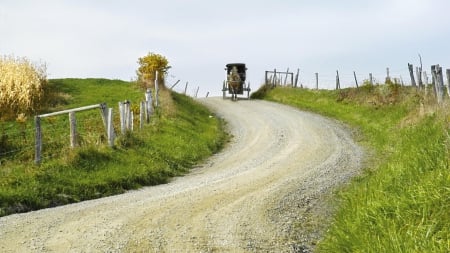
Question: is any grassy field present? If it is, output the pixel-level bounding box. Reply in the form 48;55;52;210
0;78;227;216
255;85;449;252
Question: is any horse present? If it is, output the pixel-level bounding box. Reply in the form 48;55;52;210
228;66;241;101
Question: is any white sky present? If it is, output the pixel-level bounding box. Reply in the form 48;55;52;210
1;0;450;96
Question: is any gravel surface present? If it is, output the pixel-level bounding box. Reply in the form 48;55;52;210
0;98;363;252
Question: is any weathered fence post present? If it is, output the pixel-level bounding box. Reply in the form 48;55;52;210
315;72;319;90
145;89;153;123
416;66;423;89
432;65;443;104
446;69;450;96
184;81;189;95
369;73;374;85
69;111;77;148
124;101;129;130
431;65;438;98
294;68;299;87
107;108;114;147
353;71;359;88
222;81;226;99
140;101;145;130
336;70;340;90
290;71;294;87
247;82;251;98
386;67;390;82
195;86;199;98
130;113;134;131
170;80;180;90
284;68;289;86
423;71;429;86
272;69;277;87
155;71;159;107
35;116;42;164
99;103;114;142
119;101;125;134
408;63;417;87
437;66;447;98
206;92;210;98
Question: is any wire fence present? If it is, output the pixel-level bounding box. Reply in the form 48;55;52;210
267;64;449;91
0;109;107;164
1;89;155;165
0;119;35;163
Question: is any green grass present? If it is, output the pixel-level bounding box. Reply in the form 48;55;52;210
0;79;227;216
257;85;449;252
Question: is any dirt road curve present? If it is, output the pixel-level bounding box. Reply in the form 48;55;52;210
0;98;362;252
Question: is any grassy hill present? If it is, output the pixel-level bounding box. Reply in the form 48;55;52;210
255;84;449;252
0;78;227;216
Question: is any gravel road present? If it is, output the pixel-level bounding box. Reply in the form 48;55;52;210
0;98;363;252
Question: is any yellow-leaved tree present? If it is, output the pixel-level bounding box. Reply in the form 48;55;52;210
136;52;171;89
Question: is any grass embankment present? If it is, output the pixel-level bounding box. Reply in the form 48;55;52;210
255;85;449;252
0;78;227;217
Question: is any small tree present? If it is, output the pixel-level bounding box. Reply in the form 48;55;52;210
136;52;171;89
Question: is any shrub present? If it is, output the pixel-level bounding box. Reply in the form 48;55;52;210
136;52;171;89
0;55;47;119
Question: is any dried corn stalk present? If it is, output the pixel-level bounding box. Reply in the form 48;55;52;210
0;55;47;116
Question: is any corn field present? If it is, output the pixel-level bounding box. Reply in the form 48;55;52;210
0;55;47;118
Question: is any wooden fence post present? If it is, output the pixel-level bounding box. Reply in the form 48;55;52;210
145;89;153;123
432;65;443;104
431;65;437;98
130;113;134;131
353;71;359;88
386;67;390;82
437;66;447;98
107;108;114;147
140;101;145;130
206;92;210;98
369;73;373;85
170;80;180;90
124;101;129;131
416;66;423;89
272;69;277;87
155;71;159;107
423;71;429;86
35;116;42;164
184;81;189;95
195;86;199;98
222;81;226;99
315;73;319;90
446;69;450;95
294;68;299;87
336;70;340;90
284;68;289;85
119;101;125;134
408;63;417;87
69;111;77;148
99;103;114;141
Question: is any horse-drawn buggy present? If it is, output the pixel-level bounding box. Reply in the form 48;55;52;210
222;63;251;100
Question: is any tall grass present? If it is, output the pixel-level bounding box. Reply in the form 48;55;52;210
0;79;227;216
258;85;449;252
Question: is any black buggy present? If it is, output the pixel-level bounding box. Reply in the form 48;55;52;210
222;63;251;100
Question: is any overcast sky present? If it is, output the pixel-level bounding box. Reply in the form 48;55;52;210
2;0;450;96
